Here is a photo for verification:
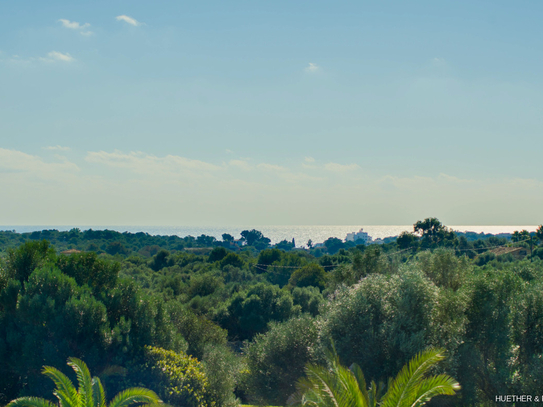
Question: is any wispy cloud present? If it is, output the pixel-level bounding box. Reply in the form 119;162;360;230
116;15;142;26
305;62;320;73
257;163;289;172
0;148;79;177
44;145;71;151
229;160;252;171
86;150;219;177
302;156;317;169
40;51;74;63
58;19;93;36
324;162;360;172
58;19;90;29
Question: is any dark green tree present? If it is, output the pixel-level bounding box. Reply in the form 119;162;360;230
5;240;55;282
222;233;234;243
208;247;228;262
215;283;298;340
414;217;456;248
396;231;419;250
324;237;344;255
289;263;327;291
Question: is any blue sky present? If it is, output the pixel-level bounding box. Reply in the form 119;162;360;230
1;0;542;226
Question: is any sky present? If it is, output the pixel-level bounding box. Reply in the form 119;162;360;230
1;0;542;226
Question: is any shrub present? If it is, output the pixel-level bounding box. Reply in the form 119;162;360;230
128;346;210;407
202;344;241;407
243;315;318;405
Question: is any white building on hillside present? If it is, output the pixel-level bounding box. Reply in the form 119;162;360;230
345;228;372;244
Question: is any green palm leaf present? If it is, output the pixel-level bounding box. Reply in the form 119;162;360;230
7;397;56;407
407;375;460;407
92;377;107;407
349;364;369;406
108;388;161;407
42;366;80;407
8;358;162;407
68;358;95;407
380;349;453;407
295;347;459;407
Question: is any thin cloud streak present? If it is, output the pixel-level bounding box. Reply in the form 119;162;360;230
116;15;142;26
44;145;71;151
41;51;74;63
58;19;90;29
324;162;360;172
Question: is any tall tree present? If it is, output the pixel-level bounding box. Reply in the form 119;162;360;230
413;218;456;248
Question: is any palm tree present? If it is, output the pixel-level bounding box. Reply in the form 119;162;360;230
293;348;460;407
7;358;161;407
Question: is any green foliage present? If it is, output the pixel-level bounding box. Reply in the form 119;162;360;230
275;239;295;251
0;267;110;397
396;231;419;250
6;240;55;282
209;247;229;262
257;248;282;269
457;266;524;403
3;226;543;407
323;237;344;255
7;357;160;407
216;283;299;340
56;251;120;292
294;347;459;407
222;234;234;243
536;225;543;244
202;343;241;407
168;301;227;360
414;218;457;248
288;263;327;291
317;270;444;385
244;315;318;405
149;249;173;271
106;241;131;256
292;286;323;316
240;230;270;249
221;253;245;269
414;249;467;290
127;346;210;407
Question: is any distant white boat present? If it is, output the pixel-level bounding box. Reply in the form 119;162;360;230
345;228;373;244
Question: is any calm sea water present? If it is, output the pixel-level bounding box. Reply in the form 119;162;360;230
0;225;538;245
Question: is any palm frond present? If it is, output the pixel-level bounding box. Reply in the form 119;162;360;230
301;364;341;407
333;363;367;407
68;358;95;407
42;366;79;407
408;375;460;407
350;364;369;407
6;397;57;407
92;377;106;407
107;388;161;407
367;381;385;407
380;348;451;407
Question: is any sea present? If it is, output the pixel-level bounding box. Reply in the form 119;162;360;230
0;225;538;246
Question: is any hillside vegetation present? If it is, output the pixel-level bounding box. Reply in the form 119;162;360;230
1;219;543;406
